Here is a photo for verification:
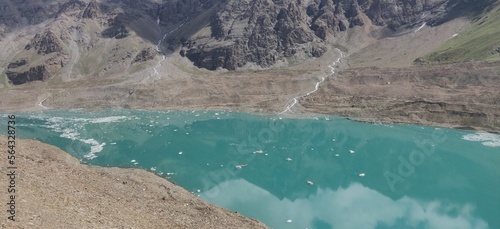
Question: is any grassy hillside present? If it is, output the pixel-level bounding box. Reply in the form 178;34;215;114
421;2;500;63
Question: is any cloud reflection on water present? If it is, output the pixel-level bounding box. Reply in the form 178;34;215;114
202;180;488;229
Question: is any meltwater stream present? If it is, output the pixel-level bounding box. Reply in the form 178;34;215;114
1;110;499;229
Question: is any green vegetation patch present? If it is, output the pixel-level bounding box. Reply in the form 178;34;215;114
422;3;500;63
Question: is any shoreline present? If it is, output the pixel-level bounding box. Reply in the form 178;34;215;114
0;136;267;228
2;105;498;135
1;106;497;226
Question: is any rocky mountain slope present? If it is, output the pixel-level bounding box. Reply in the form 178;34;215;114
1;0;497;85
1;0;161;85
182;0;495;70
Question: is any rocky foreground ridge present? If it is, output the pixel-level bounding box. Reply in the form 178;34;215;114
0;136;267;228
0;0;495;84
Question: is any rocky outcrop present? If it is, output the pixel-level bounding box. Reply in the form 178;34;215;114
82;0;101;19
25;31;64;55
6;65;50;85
133;48;156;63
7;59;27;69
183;0;327;70
101;19;129;39
307;0;365;39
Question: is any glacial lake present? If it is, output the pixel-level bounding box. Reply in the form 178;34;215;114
1;109;499;229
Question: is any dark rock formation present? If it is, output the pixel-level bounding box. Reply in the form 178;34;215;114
7;59;27;69
25;31;64;55
6;65;50;85
133;48;156;63
82;0;101;19
184;0;327;70
101;20;129;39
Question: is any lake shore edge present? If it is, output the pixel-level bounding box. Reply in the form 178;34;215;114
0;136;268;228
3;105;498;134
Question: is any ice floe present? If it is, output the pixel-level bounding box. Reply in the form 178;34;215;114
462;133;500;147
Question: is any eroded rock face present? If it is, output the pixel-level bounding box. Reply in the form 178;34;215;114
183;0;481;70
25;31;64;55
6;65;50;85
184;0;327;70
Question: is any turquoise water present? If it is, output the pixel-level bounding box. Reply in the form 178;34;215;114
1;109;499;229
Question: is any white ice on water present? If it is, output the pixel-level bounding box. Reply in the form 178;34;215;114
462;133;500;147
37;115;131;159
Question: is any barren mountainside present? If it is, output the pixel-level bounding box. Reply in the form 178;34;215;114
0;0;496;83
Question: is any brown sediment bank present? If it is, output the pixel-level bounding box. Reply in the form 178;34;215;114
1;60;499;133
0;136;267;228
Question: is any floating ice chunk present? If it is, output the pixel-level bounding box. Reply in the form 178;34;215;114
335;154;340;157
286;220;292;223
178;151;183;155
285;158;292;161
332;139;336;142
88;116;129;123
235;164;247;169
462;133;500;147
349;150;355;154
151;167;157;172
253;150;264;154
110;142;117;145
306;181;314;185
83;141;106;160
359;173;365;177
84;153;97;160
166;172;175;176
197;189;201;193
